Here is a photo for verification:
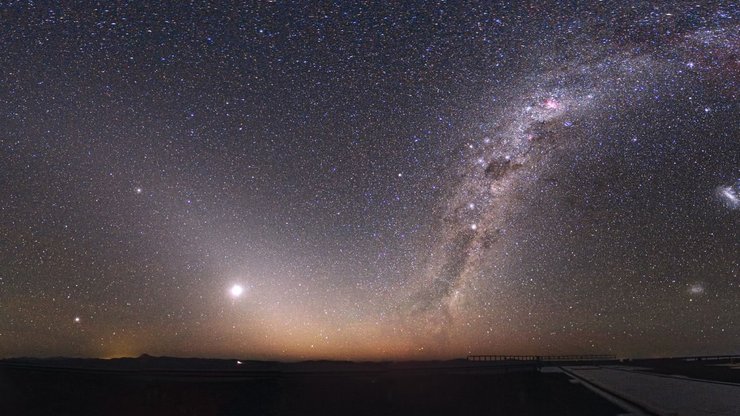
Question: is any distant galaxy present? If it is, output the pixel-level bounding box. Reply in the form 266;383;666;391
0;2;737;360
717;180;740;209
688;283;706;296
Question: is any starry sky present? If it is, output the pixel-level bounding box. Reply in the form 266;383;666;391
0;1;737;361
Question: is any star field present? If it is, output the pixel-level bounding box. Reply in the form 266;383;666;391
0;1;737;360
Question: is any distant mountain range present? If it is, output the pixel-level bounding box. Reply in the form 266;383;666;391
0;355;478;372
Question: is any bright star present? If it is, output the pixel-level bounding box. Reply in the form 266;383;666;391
74;317;81;323
230;284;244;298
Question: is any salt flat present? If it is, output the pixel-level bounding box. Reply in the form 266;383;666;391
563;366;740;416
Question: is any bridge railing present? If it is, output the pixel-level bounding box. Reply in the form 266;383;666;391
466;354;616;362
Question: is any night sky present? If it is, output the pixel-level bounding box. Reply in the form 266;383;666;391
1;1;737;360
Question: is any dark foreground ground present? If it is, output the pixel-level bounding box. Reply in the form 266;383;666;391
0;358;623;416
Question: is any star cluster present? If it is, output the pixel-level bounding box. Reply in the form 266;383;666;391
0;1;737;360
